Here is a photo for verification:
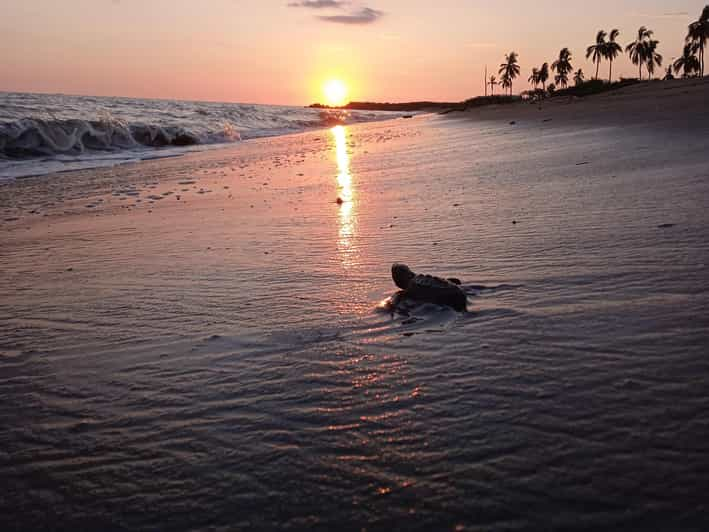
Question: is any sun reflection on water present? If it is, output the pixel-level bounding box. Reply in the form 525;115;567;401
332;125;357;268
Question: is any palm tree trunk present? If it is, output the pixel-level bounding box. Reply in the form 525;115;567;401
639;63;642;80
609;59;613;83
595;60;600;80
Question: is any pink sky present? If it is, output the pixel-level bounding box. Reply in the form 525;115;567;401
1;0;705;104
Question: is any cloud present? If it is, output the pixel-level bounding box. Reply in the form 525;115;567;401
288;0;347;8
318;7;383;25
628;11;689;19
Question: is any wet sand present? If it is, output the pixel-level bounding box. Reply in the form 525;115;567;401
1;80;709;530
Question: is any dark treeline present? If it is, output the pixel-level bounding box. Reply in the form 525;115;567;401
310;101;459;111
310;6;708;111
308;96;520;113
510;4;707;99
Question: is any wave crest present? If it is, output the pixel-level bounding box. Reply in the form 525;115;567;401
0;93;400;180
0;117;244;158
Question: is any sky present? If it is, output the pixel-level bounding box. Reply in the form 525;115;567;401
1;0;705;105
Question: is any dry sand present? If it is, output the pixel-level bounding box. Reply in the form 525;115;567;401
456;76;709;130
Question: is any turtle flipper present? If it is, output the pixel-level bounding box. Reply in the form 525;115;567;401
389;291;410;317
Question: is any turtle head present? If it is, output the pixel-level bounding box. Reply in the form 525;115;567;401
392;263;415;289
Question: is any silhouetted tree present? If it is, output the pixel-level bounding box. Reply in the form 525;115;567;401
664;65;675;80
499;72;512;94
674;42;701;77
626;26;654;80
645;39;663;78
586;30;607;79
488;75;497;95
574;69;585;86
499;52;521;95
604;29;622;82
528;68;540;88
687;5;709;76
552;47;573;88
538;62;550;91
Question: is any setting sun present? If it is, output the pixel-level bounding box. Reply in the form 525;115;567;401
324;79;348;107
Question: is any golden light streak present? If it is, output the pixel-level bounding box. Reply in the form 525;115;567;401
332;125;358;268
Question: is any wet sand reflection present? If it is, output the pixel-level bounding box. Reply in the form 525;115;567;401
332;125;358;268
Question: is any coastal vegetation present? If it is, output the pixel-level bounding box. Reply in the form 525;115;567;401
488;75;497;95
309;101;461;111
516;5;707;99
498;52;521;95
310;5;708;110
552;48;573;88
605;29;623;82
674;43;702;77
574;69;585;86
488;6;705;102
626;27;662;80
686;5;708;76
586;30;607;80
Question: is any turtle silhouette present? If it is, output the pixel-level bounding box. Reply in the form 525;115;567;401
390;263;467;312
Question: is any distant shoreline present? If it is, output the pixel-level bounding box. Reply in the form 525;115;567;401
310;101;461;112
310;77;708;115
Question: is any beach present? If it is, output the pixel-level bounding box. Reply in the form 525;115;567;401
2;78;709;531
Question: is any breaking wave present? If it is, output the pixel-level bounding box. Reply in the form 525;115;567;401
0;110;366;159
0;92;398;179
0;117;240;158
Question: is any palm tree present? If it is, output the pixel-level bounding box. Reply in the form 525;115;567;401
498;51;521;95
586;30;607;79
645;39;663;79
574;69;585;86
552;47;573;88
538;62;550;91
488;75;497;95
604;29;622;82
528;68;540;89
499;72;512;94
626;26;654;80
674;42;701;77
687;5;709;76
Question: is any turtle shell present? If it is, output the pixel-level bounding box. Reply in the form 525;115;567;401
406;274;467;311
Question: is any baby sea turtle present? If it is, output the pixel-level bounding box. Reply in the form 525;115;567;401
391;263;467;312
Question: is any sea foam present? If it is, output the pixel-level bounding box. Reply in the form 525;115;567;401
0;92;397;179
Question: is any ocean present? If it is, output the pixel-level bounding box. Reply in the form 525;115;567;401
0;92;396;181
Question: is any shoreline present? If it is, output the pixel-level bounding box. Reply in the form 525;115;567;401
0;96;405;181
2;76;708;229
5;77;705;183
